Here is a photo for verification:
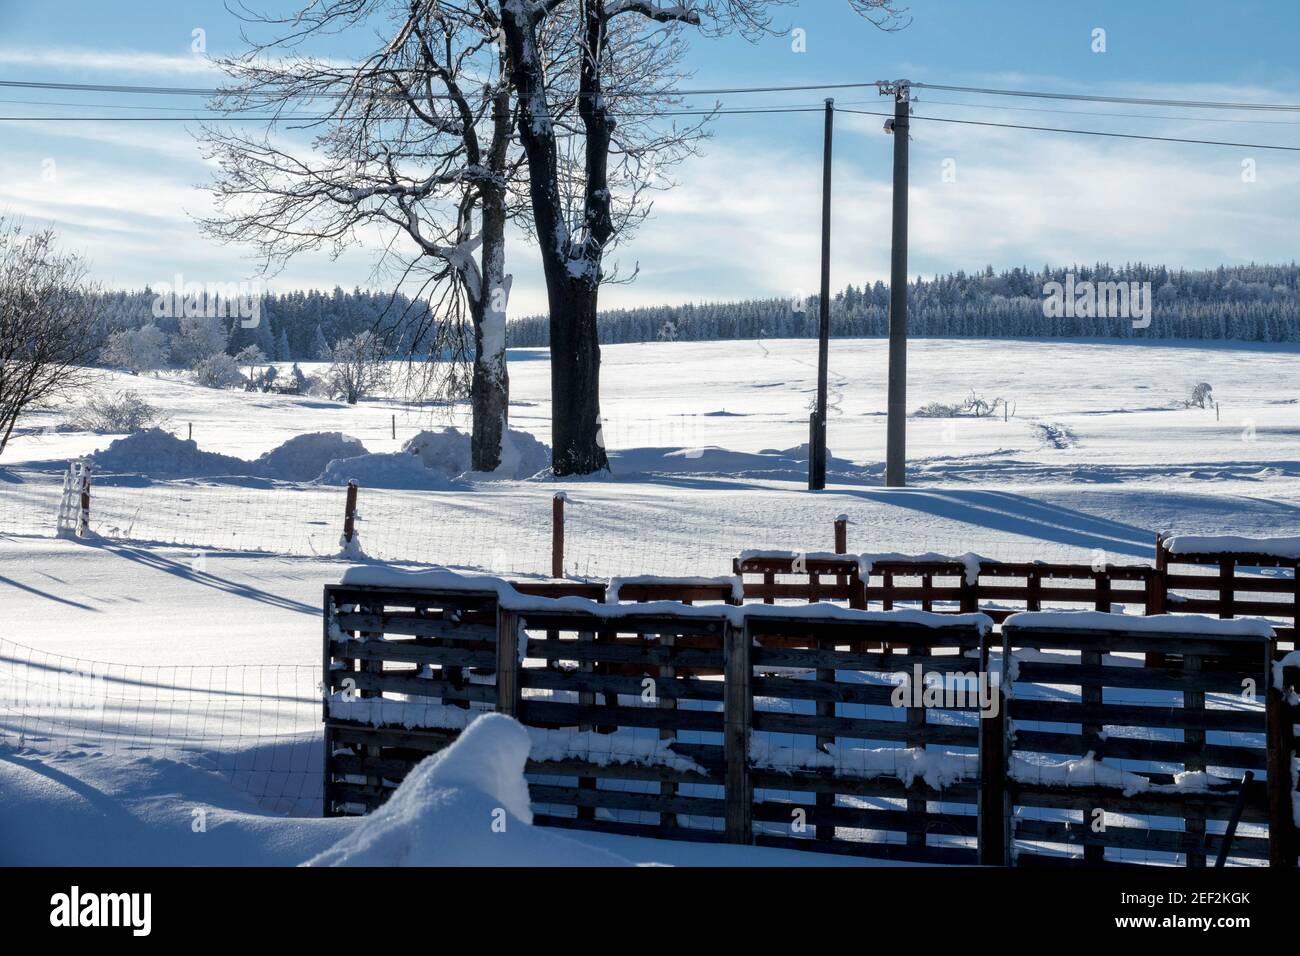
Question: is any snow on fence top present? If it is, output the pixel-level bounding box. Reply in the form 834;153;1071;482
1003;610;1275;637
1163;533;1300;559
605;575;744;603
736;549;991;584
337;564;994;632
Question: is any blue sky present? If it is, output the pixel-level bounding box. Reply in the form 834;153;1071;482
2;0;1299;315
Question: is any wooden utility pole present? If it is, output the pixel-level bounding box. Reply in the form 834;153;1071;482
883;80;911;487
810;98;835;490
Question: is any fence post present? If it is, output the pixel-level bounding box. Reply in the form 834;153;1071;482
1265;639;1296;866
977;628;1008;865
552;492;566;579
495;608;522;719
833;514;847;554
723;617;753;844
342;480;358;545
76;461;91;537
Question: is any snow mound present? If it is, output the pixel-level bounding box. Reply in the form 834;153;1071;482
316;452;459;491
255;432;368;482
92;428;373;482
304;714;632;867
403;426;550;480
91;428;248;478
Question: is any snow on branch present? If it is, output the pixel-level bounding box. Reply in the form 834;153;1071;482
605;1;703;24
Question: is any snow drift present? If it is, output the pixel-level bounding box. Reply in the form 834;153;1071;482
304;713;632;867
90;428;371;481
403;426;550;480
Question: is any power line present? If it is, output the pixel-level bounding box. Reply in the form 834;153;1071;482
917;95;1300;127
842;108;1300;151
912;81;1300;113
7;104;1300;152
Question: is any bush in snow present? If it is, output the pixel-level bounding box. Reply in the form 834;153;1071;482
69;390;170;434
325;331;389;404
100;325;169;374
169;316;229;368
1184;382;1214;409
189;351;246;389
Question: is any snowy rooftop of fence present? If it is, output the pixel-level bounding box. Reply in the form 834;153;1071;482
1163;533;1300;559
1003;610;1275;637
337;565;993;631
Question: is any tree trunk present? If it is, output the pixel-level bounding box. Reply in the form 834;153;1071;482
548;278;607;476
470;193;509;473
500;0;609;476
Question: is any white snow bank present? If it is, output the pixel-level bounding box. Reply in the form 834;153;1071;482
304;714;632;866
1004;610;1274;637
337;564;993;631
317;452;459;491
90;427;373;481
254;431;367;482
91;428;248;477
1164;534;1300;559
404;426;550;481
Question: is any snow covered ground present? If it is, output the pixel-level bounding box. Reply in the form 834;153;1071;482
1;337;1297;865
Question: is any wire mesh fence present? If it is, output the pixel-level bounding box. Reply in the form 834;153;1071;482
1;455;1166;584
0;638;321;815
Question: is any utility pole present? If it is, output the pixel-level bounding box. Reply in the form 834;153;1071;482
882;80;910;488
810;98;834;490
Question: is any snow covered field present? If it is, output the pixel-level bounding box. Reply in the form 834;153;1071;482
1;337;1297;866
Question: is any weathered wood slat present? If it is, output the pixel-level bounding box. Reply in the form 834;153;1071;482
334;612;497;642
1013;660;1257;694
751;799;978;836
749;768;979;802
1008;698;1264;732
1011;729;1266;770
331;637;496;670
521;667;725;702
1009;781;1269;822
340;668;498;704
752;710;979;745
524;639;724;669
1013;817;1270;859
517;700;724;732
529;784;725;817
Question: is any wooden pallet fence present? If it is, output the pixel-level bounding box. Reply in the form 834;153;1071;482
1158;536;1298;646
993;616;1290;867
744;611;990;864
512;606;730;842
323;581;606;816
322;584;502;815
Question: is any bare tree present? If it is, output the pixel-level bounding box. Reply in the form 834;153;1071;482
497;0;909;474
0;220;101;459
326;330;391;404
202;1;533;470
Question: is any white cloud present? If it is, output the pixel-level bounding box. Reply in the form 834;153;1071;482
0;47;219;76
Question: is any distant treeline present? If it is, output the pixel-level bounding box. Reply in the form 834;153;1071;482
93;263;1300;364
506;263;1300;347
93;287;437;363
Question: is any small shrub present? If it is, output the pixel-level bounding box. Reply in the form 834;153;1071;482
190;352;246;389
69;390;170;434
